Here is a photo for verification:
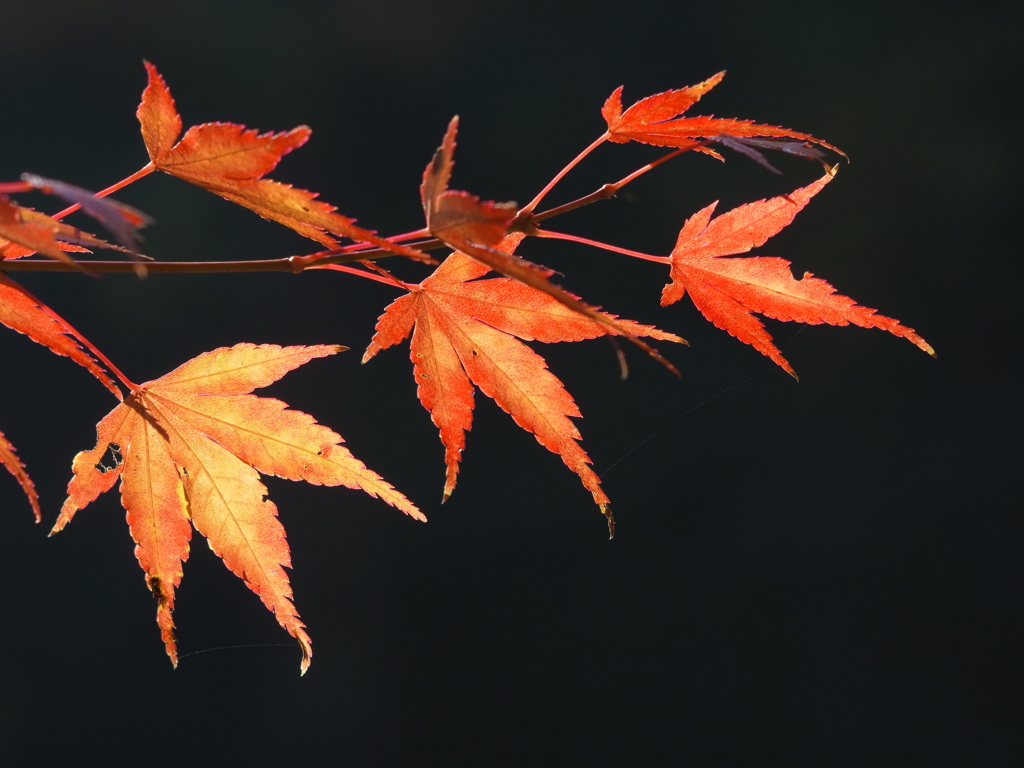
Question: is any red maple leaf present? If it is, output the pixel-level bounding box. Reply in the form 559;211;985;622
53;343;424;673
602;72;843;160
364;235;684;535
662;168;934;376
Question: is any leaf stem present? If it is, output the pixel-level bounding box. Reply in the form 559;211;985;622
534;229;668;264
309;263;413;290
0;251;436;275
0;181;33;194
51;164;157;221
71;333;139;393
1;258;301;273
286;232;443;270
2;278;135;393
518;133;609;216
528;147;693;225
368;227;432;244
1;146;693;275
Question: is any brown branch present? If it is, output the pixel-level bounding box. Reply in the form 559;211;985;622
0;258;299;274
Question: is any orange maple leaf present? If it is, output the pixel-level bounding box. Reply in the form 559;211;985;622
136;62;426;260
602;72;843;159
662;168;934;376
0;275;121;519
364;235;684;535
0;429;40;523
0;275;120;397
1;178;149;268
0;196;90;265
52;343;424;674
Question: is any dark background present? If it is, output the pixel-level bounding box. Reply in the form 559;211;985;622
1;0;1019;765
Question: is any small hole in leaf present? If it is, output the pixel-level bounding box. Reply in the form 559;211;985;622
95;443;124;473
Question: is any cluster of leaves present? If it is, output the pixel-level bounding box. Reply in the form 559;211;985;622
0;64;933;673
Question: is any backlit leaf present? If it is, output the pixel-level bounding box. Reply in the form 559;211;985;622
663;169;933;376
54;343;423;673
602;73;844;160
365;236;684;535
137;62;426;261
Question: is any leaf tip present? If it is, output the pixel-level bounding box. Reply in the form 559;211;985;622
601;504;615;539
48;512;71;537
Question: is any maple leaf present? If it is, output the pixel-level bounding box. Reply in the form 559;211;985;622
421;117;678;372
364;235;684;535
602;72;843;159
0;275;120;519
421;116;519;249
136;62;426;261
52;343;424;674
0;429;40;523
0;196;89;266
662;168;934;376
0;274;120;397
1;181;149;267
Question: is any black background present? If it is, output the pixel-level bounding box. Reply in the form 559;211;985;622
1;0;1020;765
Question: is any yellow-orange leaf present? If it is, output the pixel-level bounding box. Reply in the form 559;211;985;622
54;343;423;674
